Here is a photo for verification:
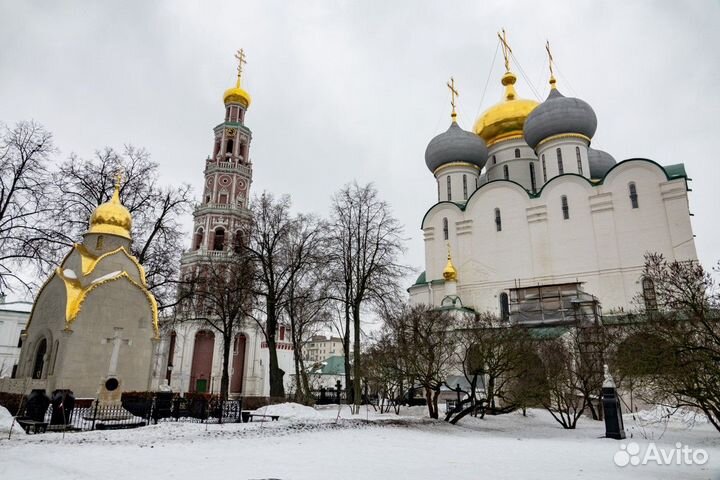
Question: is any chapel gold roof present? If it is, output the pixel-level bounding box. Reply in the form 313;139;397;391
88;179;132;239
223;48;252;108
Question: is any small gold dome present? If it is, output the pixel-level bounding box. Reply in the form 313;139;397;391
88;182;132;239
443;246;458;282
223;84;252;108
473;71;539;146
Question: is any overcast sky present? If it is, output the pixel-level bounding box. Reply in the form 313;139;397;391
1;1;718;297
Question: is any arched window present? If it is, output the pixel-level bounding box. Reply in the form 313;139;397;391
226;139;234;155
492;155;497;165
499;292;510;321
205;194;211;204
213;227;225;251
225;107;231;121
96;235;104;250
503;165;509;180
557;148;564;174
193;228;204;250
443;218;449;240
642;277;657;311
514;148;521;159
463;174;468;200
32;338;47;380
218;192;228;204
447;176;452;201
542;154;547;182
234;230;244;253
576;146;583;175
561;195;570;220
494;208;502;232
629;182;639;209
214;139;221;157
529;163;537;193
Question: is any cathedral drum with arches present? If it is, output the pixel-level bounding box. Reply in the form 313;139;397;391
409;36;697;324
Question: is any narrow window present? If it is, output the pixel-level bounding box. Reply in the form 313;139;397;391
642;277;657;311
226;139;234;155
447;176;452;201
514;148;521;159
557;148;564;174
96;235;104;249
219;193;228;204
503;165;509;180
492;155;496;165
499;292;510;321
463;174;468;200
576;146;583;175
279;326;286;341
529;163;537;193
629;182;639;209
494;208;502;232
443;218;449;240
225;107;231;121
213;227;225;251
194;228;204;250
542;154;547;182
561;195;569;220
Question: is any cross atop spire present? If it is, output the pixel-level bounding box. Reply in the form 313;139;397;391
545;40;557;89
234;48;247;86
498;28;513;72
447;77;459;121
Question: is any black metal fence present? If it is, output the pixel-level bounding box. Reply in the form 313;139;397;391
14;394;244;433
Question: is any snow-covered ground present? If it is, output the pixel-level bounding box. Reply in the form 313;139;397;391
1;404;718;479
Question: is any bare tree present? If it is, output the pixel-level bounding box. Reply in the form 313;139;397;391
0;121;60;292
51;146;193;307
615;253;720;432
388;304;457;419
328;181;409;411
536;338;585;429
177;252;254;400
448;313;534;423
246;193;323;398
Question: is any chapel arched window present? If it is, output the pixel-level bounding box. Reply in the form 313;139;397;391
529;163;537;193
557;148;564;174
193;228;204;250
503;165;509;180
514;148;521;159
542;154;547;182
629;182;639;209
447;176;452;201
495;208;502;232
576;146;583;175
213;227;225;251
443;218;449;240
499;292;510;321
463;174;468;200
226;139;234;155
561;195;570;220
642;277;658;311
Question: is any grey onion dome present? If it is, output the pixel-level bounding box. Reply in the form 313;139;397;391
588;148;616;179
425;121;488;173
523;87;598;150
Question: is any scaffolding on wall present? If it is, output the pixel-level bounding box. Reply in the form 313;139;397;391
508;282;601;326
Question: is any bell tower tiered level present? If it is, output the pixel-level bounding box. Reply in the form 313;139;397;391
182;49;254;264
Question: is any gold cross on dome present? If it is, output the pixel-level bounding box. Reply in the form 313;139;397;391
447;77;459;119
498;28;513;72
234;48;247;80
545;40;557;87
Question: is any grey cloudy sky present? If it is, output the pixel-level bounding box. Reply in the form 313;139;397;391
1;0;719;291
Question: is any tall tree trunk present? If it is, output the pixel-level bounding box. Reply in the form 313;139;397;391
220;333;232;401
352;303;362;411
343;304;352;403
266;300;285;398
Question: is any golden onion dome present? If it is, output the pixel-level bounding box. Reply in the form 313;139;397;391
223;84;252;108
442;246;458;282
473;71;539;147
88;181;132;239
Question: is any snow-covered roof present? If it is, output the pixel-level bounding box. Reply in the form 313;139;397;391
0;301;33;314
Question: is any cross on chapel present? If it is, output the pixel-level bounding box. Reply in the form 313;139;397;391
103;328;131;377
498;28;513;72
447;77;459;119
235;48;247;81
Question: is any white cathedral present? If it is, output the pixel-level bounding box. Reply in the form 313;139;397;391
409;41;697;324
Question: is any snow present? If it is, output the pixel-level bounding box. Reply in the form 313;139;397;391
62;268;77;279
91;271;122;284
0;405;718;479
254;402;324;420
0;406;25;436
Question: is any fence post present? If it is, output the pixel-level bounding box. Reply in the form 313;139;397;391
91;399;99;431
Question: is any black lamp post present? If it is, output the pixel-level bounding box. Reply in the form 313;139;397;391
601;364;626;440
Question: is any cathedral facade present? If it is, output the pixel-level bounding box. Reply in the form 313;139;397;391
409;42;697;325
161;53;294;399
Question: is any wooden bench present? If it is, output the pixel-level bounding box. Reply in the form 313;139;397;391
241;412;279;423
16;418;49;434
